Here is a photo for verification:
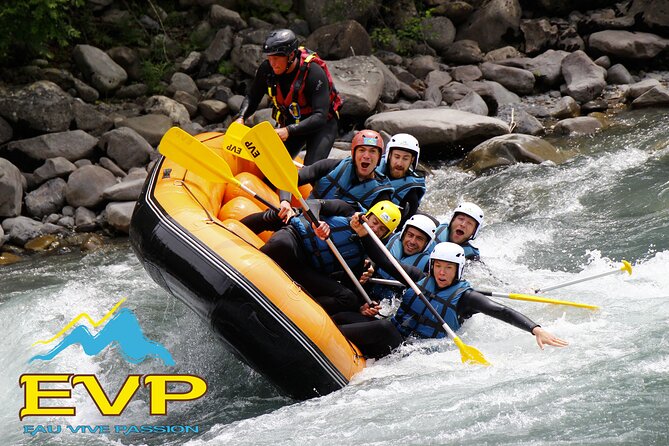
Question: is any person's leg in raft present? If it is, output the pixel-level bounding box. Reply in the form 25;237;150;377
338;319;404;359
240;209;285;234
301;118;337;165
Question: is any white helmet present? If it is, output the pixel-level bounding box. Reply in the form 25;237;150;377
429;242;466;281
450;202;484;240
401;214;436;250
385;133;420;170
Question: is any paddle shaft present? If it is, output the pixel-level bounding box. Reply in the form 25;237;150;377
535;261;632;293
238;183;279;212
298;198;373;305
479;291;599;310
361;222;460;341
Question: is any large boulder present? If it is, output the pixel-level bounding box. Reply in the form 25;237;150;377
631;86;669;109
328;56;384;117
7;130;98;163
65;165;117;208
627;0;669;34
553;116;603;135
589;30;669;59
480;62;535;95
460;133;569;174
99;127;154;171
369;56;401;102
115;114;172;146
496;49;569;88
72;44;128;94
105;201;136;233
420;16;456;53
365;108;510;152
230;44;264;78
33;157;77;184
1;216;65;246
0;158;23;217
0;81;73;133
144;95;191;126
455;0;522;52
561;51;606;103
305;20;372;59
24;178;67;218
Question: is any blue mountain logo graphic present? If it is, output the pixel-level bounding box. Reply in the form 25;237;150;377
30;308;175;366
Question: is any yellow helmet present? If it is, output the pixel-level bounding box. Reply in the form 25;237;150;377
365;200;401;238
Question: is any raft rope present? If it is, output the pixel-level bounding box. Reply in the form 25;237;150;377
179;172;365;362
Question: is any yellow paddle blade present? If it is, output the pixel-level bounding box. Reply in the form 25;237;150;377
508;293;599;310
159;127;236;184
221;122;253;161
453;337;490;366
243;121;300;196
621;260;633;275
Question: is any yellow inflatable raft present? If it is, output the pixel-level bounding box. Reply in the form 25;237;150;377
130;132;365;399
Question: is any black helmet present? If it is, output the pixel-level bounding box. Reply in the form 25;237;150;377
263;29;298;56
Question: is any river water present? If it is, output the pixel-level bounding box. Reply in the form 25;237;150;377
1;108;668;445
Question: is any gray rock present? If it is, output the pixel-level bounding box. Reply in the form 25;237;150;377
521;18;558;55
7;130;98;162
441;82;473;104
65;165;117;208
226;94;245;115
105;201;136;233
72;77;100;103
481;62;535;95
631;86;669;109
99;127;154;171
0;81;73;133
328;56;384;117
305;20;372;59
607;64;634;85
209;5;247;29
509;109;545;136
484;46;525;62
424;70;453;105
421;16;456;53
399;82;421;101
144;95;191;125
98;157;127;177
180;51;203;74
25;178;67;218
173;91;199;117
58;216;75;228
115;84;149;99
589;30;669;59
561;51;607;103
451;65;482;83
33;157;77;184
72;44;128;94
626;78;663;101
460;133;564;174
465;80;522;109
407;55;440;80
115;114;172;146
594;55;611;69
497;50;570;88
75;206;97;231
551;96;581;119
2;216;65;246
62;206;75;217
369;56;401;103
167;72;200;99
102;178;144;201
201;27;235;75
581;99;609;113
553;116;603;135
0;116;13;144
440;40;484;64
72;100;113;135
107;46;142;81
0;158;23;217
365;108;509;150
456;0;522;52
230;44;264;78
452;91;489;116
198;100;229;122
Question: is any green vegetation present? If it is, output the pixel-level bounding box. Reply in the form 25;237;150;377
0;0;85;63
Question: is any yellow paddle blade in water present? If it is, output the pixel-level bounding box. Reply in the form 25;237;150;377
242;121;300;195
453;336;490;366
159;127;236;184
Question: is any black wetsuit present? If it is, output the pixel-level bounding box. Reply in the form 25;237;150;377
238;59;338;165
254;200;367;314
335;235;540;359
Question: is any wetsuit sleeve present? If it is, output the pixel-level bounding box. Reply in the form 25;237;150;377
370;189;393;207
278;158;340;202
360;236;425;284
238;61;272;120
286;63;330;136
457;290;539;333
318;199;357;217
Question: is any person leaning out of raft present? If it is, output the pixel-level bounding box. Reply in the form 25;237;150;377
234;29;342;166
376;133;426;228
259;200;402;315
336;235;569;359
435;202;485;260
242;129;393;232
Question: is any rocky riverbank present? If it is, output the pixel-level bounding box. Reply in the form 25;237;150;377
1;0;668;264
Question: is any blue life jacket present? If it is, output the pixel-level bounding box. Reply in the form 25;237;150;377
290;214;362;274
434;223;480;260
310;157;393;209
376;159;426;207
392;277;471;339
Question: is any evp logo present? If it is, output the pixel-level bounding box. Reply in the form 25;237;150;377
20;298;207;425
